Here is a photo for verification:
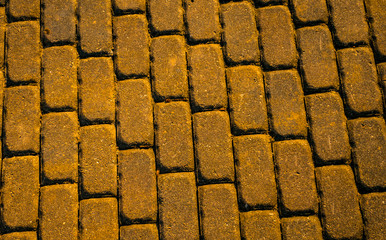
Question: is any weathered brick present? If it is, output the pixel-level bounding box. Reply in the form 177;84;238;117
40;184;78;240
297;25;339;91
258;6;297;69
337;47;383;115
6;21;40;84
221;2;259;64
378;63;386;107
0;7;5;67
8;0;40;20
120;224;159;240
149;0;184;33
151;36;188;101
154;102;194;172
361;192;386;240
114;15;149;78
113;0;146;13
42;46;78;111
290;0;328;24
198;184;240;239
80;125;117;197
240;211;281;239
188;44;227;111
79;198;119;240
2;156;39;230
365;0;386;60
193;111;234;184
78;0;112;55
119;149;157;223
233;135;277;210
117;79;153;148
0;71;4;132
348;117;386;190
158;173;199;239
4;86;40;154
305;92;351;164
281;216;323;240
315;165;363;239
41;112;78;184
2;232;37;240
79;57;115;124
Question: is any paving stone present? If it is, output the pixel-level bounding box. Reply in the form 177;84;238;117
42;46;78;111
337;47;383;115
221;2;259;64
113;0;146;13
255;0;285;6
233;135;277;210
158;172;199;239
258;6;297;69
315;165;363;239
0;71;4;132
281;216;323;240
361;192;386;240
40;184;78;240
240;210;281;240
305;92;351;164
273;140;318;215
193;111;234;184
198;184;240;239
365;0;386;60
120;224;159;240
8;0;40;20
290;0;328;24
188;44;227;111
119;149;157;223
2;156;39;230
378;63;386;108
2;232;37;240
154;102;194;172
265;70;308;138
297;25;339;91
149;0;184;33
0;7;5;68
79;57;115;124
4;86;40;154
80;124;117;197
114;15;149;78
41;112;78;184
6;21;40;84
150;35;188;101
347;117;386;190
79;198;119;240
117;79;153;148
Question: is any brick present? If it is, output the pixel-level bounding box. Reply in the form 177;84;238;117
0;7;5;67
41;112;78;184
149;0;184;33
378;63;386;107
2;156;39;230
290;0;328;24
120;225;158;240
117;79;153;148
8;0;39;20
365;0;386;59
0;71;4;132
255;0;285;5
185;0;221;42
297;25;339;91
258;6;297;69
305;92;351;164
4;86;40;154
114;15;149;78
281;216;323;240
188;44;227;111
150;36;188;101
43;0;76;44
158;173;199;239
337;47;383;115
361;192;386;240
40;184;78;240
2;232;37;240
113;0;146;13
198;184;240;239
154;102;194;172
347;117;386;190
80;125;117;197
233;135;277;210
193;111;234;184
119;149;157;223
42;46;78;111
6;21;40;84
240;211;281;240
79;198;119;240
315;165;363;239
221;2;259;64
79;57;115;124
78;0;112;55
265;70;307;138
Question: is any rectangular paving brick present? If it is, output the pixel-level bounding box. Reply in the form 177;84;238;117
150;35;188;101
158;172;199;239
113;0;146;14
120;224;158;240
118;149;157;223
290;0;328;24
80;125;117;197
6;21;40;84
8;0;40;20
315;165;363;239
233;135;277;210
40;184;78;240
361;192;386;240
154;102;194;172
240;211;281;240
0;72;3;132
188;44;227;111
281;216;323;240
117;79;154;148
2;156;39;230
378;62;386;109
2;232;37;240
149;0;184;34
365;0;386;60
0;7;5;68
198;184;240;239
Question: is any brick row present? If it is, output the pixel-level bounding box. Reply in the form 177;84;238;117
365;0;386;60
149;0;184;34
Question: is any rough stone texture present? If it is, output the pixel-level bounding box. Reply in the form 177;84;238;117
255;0;286;5
113;0;146;13
281;216;323;240
120;225;159;240
0;71;4;132
240;211;281;240
8;0;40;20
361;192;386;240
378;62;386;109
365;0;386;60
0;7;5;68
290;0;328;24
149;0;184;33
2;232;37;240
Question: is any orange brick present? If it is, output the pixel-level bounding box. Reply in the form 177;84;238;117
149;0;184;33
8;0;40;20
240;211;281;239
120;224;159;240
113;0;146;13
2;232;37;240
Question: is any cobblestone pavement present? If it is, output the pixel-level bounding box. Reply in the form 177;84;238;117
0;0;385;239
